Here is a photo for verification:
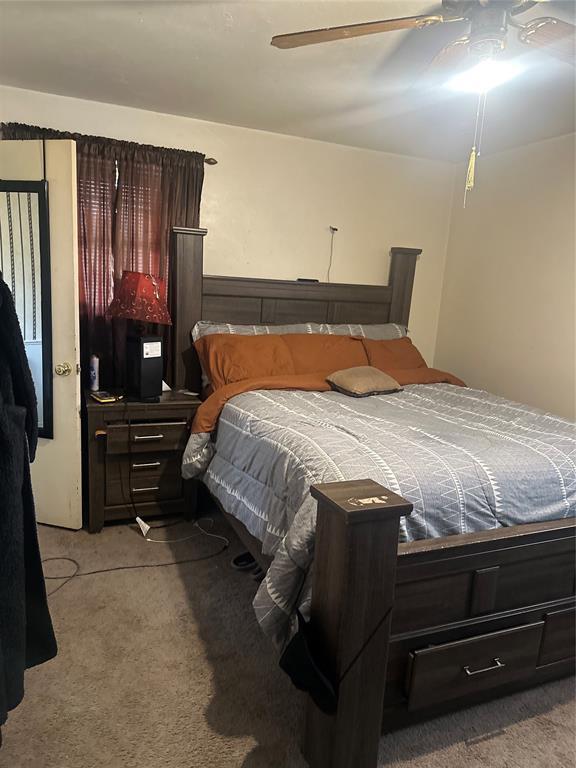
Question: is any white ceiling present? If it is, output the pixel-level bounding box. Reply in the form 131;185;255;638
0;0;574;161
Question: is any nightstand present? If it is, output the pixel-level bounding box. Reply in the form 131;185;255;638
84;391;201;533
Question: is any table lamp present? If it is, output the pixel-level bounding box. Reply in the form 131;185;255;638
107;271;172;401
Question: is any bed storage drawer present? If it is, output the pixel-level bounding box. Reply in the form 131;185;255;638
538;608;576;666
406;621;544;711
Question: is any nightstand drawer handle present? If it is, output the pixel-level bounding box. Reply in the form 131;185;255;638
463;658;505;677
132;461;161;469
132;486;160;493
133;434;164;442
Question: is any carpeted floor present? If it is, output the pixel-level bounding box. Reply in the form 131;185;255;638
2;514;574;768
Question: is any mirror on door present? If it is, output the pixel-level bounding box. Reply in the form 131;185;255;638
0;180;53;438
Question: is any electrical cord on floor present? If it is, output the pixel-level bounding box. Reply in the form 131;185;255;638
142;518;184;530
135;515;220;544
43;518;230;597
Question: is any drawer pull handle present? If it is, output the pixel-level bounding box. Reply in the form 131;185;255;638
132;461;161;469
463;657;505;677
132;486;160;493
133;434;164;442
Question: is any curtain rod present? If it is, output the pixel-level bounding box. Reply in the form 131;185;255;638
1;122;218;164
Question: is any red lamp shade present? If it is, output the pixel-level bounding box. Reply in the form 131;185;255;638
107;271;172;325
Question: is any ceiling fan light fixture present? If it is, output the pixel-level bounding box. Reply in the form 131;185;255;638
446;58;524;93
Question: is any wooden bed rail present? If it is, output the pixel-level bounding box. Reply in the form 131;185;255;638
304;480;412;768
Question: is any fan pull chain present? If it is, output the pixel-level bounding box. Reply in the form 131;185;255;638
463;90;488;208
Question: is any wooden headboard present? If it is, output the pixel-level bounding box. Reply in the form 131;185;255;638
170;227;421;391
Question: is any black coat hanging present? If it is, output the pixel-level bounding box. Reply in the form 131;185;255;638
0;277;57;729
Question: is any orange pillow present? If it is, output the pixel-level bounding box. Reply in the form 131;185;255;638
195;333;370;390
282;334;368;375
362;337;427;372
195;334;295;390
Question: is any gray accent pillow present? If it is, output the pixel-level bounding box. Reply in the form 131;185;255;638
192;320;406;341
327;366;402;397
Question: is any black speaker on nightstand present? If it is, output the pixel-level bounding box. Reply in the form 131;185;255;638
126;335;164;401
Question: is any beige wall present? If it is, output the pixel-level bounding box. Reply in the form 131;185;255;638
2;89;574;418
436;133;576;420
0;85;455;363
0;137;44;179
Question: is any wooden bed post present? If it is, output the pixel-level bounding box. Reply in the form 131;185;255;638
388;247;420;327
304;480;412;768
171;226;207;390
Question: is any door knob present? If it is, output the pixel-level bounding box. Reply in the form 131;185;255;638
55;362;73;376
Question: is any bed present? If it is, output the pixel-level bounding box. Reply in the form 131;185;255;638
170;227;576;768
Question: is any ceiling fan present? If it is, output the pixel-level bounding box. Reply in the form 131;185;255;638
271;0;575;69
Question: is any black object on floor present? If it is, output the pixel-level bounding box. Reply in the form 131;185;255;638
252;567;265;582
231;552;257;571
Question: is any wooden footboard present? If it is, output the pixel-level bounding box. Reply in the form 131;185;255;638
303;480;576;768
303;480;412;768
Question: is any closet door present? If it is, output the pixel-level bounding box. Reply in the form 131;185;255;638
0;140;82;529
34;140;82;528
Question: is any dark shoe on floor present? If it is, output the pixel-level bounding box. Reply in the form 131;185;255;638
231;551;257;571
252;567;265;582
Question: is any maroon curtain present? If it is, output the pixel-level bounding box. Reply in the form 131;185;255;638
160;149;204;268
115;146;163;279
114;144;204;281
76;141;117;386
1;123;205;387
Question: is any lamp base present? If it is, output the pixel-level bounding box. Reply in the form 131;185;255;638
126;334;164;401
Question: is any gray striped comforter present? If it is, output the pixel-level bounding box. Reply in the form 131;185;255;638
183;384;576;648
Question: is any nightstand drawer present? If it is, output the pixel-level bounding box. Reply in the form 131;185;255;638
106;455;182;506
106;421;189;455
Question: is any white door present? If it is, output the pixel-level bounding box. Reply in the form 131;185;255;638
0;139;82;529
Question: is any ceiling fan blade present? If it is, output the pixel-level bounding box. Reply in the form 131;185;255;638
510;1;549;17
425;37;470;78
518;17;575;65
271;14;455;50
